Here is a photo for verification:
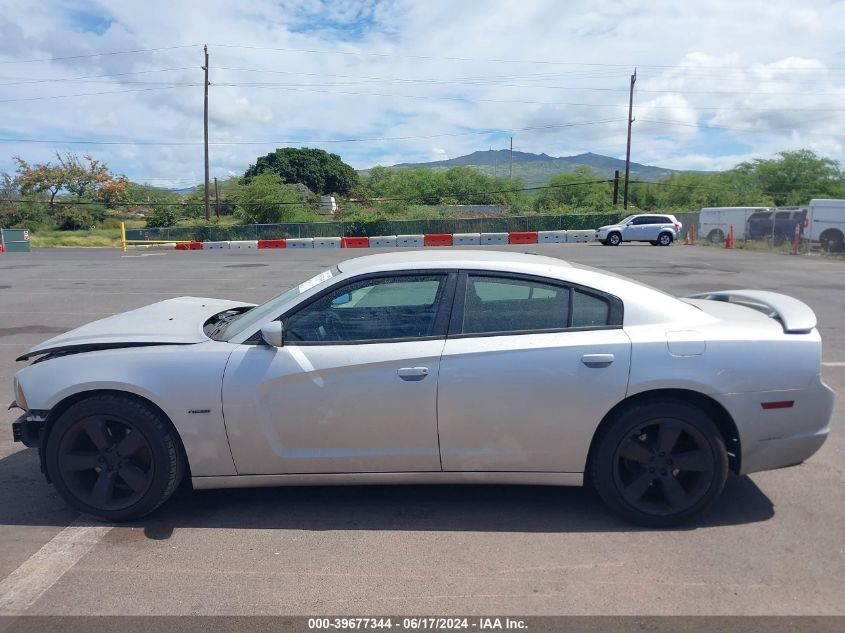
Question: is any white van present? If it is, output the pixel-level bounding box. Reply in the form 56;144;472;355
698;207;771;243
807;199;845;251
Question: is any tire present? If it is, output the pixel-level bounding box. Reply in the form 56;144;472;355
590;398;728;527
708;229;724;244
819;229;845;253
45;394;184;521
607;232;622;246
657;232;673;246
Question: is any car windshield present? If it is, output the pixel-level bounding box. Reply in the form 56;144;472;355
215;267;339;340
618;215;636;224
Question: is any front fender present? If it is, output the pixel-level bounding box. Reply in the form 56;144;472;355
15;342;238;477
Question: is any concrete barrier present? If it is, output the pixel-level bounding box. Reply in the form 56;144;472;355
369;236;397;247
257;239;286;248
424;234;453;247
285;238;314;248
480;232;508;245
341;237;368;248
538;230;568;243
313;237;342;248
203;241;231;250
508;231;538;244
397;234;424;247
566;230;594;243
229;240;259;249
453;233;481;246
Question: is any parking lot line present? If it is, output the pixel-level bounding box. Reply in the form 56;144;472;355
0;517;111;614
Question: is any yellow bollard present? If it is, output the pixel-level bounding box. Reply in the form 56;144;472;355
120;221;127;253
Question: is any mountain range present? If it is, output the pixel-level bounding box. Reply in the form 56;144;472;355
370;150;678;187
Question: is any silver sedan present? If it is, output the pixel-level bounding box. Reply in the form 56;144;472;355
10;250;834;526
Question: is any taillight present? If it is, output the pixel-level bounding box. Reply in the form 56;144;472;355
674;223;680;231
804;216;809;228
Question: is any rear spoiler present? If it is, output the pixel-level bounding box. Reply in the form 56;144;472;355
687;290;817;334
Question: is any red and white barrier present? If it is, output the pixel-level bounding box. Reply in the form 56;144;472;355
168;229;605;252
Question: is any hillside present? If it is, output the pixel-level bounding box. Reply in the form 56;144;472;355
367;150;677;187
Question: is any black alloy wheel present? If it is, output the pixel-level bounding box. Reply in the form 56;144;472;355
612;419;715;518
57;415;154;510
591;399;728;527
47;394;184;520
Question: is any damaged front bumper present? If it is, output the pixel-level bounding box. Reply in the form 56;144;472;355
11;408;47;448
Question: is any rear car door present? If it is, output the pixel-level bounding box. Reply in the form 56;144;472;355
222;272;455;474
437;272;632;473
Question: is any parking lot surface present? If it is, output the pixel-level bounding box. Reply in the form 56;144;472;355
0;244;843;615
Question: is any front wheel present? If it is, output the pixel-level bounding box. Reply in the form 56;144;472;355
590;399;728;527
607;232;622;246
46;394;184;521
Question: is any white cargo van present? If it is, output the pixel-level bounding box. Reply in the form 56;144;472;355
807;199;845;251
698;207;770;243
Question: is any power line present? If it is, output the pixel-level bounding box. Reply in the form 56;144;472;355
0;85;191;103
0;67;196;86
0;118;626;146
0;44;200;65
210;44;845;73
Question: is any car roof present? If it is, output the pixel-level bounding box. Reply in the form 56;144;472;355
337;249;574;274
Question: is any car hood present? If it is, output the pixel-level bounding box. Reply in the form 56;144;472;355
597;224;621;231
18;296;253;361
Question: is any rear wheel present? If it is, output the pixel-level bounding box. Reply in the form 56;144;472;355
46;394;184;521
657;232;673;246
607;232;622;246
819;229;844;253
708;229;724;244
590;399;728;527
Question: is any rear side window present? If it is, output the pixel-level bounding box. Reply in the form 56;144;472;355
459;275;618;335
463;276;569;334
750;211;772;220
775;211;790;220
572;290;611;327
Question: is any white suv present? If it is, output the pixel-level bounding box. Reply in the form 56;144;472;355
596;214;682;246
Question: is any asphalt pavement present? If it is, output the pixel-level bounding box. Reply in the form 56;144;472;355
0;243;842;615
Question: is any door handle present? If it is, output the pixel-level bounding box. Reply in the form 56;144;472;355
397;366;429;381
581;353;614;368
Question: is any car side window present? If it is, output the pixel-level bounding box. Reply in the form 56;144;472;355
462;275;569;334
284;274;447;343
631;217;648;225
775;211;790;219
572;290;611;327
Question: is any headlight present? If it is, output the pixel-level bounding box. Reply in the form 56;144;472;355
13;377;28;410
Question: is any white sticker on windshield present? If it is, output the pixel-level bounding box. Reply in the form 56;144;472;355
298;269;333;293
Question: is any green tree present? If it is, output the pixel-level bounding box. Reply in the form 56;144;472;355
232;171;311;224
244;147;357;195
534;167;611;211
733;149;845;206
145;206;180;228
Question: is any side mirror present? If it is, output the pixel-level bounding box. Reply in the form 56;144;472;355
260;321;284;347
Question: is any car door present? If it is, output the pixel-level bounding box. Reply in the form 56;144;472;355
437;272;631;473
622;216;647;241
222;271;455;475
641;215;662;241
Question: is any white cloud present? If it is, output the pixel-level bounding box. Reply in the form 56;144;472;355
0;0;844;185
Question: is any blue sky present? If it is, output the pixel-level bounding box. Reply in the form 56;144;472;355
0;0;844;188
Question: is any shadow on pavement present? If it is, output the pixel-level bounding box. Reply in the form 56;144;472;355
0;447;774;538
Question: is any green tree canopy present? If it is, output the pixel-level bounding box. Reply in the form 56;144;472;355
244;147;357;195
232;171;311;224
733;149;845;206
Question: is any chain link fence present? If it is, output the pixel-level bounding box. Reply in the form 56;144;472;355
125;208;841;254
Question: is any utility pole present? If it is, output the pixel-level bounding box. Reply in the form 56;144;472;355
509;136;513;178
623;68;636;209
202;45;210;221
612;169;620;206
214;177;220;218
